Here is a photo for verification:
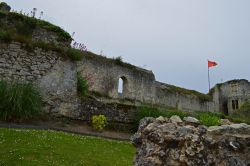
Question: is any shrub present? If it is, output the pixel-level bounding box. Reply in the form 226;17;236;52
66;48;83;61
92;115;107;131
77;74;88;98
114;56;123;65
36;19;72;40
0;31;11;42
0;2;8;9
0;80;42;121
16;18;36;36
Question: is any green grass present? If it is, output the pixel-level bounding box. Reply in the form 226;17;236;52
194;112;221;127
0;30;11;42
0;32;83;61
0;10;71;41
0;80;42;121
0;128;135;166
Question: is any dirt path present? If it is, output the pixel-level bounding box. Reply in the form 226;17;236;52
0;121;132;141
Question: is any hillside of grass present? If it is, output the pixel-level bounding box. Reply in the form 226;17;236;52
0;10;71;41
0;128;135;166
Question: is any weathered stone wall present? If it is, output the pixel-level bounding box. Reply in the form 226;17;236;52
0;41;79;117
132;116;250;166
212;80;250;114
77;57;216;113
0;42;60;81
32;28;71;48
77;56;156;103
0;42;137;129
154;82;214;112
1;40;249;127
78;97;137;130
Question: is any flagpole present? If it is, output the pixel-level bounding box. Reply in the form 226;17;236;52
208;60;211;92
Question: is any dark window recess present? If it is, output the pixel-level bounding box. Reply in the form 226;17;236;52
232;100;239;110
232;100;235;110
235;100;239;109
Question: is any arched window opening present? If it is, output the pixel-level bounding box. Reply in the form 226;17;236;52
118;76;127;97
118;78;124;95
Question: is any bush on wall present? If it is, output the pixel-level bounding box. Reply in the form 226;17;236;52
77;73;88;98
92;115;107;131
0;80;42;121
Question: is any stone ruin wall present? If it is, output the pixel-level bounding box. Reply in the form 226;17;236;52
0;41;138;129
132;117;250;166
1;16;249;128
76;56;214;113
77;57;156;103
154;81;214;112
0;41;79;118
32;28;71;48
212;80;250;115
2;39;249;130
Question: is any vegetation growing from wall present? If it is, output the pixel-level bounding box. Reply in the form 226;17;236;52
82;51;148;72
0;2;8;9
0;9;149;70
0;10;71;41
0;80;42;121
0;9;86;61
0;33;83;61
91;115;107;131
77;74;88;98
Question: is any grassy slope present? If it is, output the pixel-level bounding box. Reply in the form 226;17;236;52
0;128;135;166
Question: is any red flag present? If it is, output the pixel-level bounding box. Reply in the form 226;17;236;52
208;60;218;68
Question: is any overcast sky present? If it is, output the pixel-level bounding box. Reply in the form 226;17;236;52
4;0;250;93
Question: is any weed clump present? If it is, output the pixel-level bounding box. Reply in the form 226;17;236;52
0;80;42;121
77;74;88;98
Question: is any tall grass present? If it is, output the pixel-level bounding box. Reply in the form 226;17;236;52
0;80;42;121
194;112;222;127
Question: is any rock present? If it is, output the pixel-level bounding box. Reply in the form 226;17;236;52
170;115;183;123
156;116;166;123
183;116;200;124
132;117;250;166
220;119;232;125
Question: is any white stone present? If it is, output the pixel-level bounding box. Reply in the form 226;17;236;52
170;115;183;123
183;116;200;124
